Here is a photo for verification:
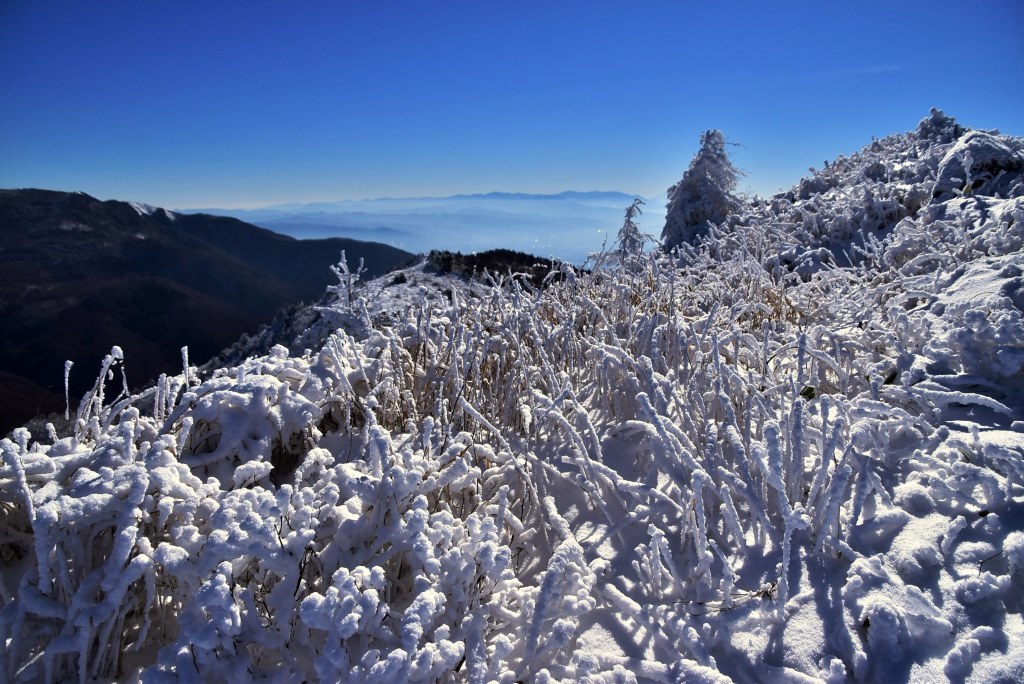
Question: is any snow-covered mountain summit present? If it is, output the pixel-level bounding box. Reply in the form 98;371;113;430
2;111;1024;682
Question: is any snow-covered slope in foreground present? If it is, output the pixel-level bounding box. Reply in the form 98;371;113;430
3;110;1024;682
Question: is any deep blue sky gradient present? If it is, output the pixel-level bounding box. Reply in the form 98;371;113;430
1;0;1022;207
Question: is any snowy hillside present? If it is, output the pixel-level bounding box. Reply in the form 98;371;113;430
3;110;1024;682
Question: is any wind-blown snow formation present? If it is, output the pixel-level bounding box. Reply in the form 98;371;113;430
2;110;1023;682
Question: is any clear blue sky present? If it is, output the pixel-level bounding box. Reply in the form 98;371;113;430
1;0;1021;208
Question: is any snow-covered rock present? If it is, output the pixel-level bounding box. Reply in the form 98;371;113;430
932;130;1024;202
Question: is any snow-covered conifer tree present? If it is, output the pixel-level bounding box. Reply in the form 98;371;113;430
612;198;652;268
662;129;742;250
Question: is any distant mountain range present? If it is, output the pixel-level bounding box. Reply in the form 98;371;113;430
183;191;661;263
0;189;412;434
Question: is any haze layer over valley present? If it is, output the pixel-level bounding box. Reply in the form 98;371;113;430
186;191;661;265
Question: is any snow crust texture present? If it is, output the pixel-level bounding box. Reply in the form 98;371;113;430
3;110;1024;682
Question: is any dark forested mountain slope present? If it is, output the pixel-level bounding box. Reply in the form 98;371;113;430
0;189;412;433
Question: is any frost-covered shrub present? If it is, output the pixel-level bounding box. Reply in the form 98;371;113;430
608;198;653;270
916;107;965;145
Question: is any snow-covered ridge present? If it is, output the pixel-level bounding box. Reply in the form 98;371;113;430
129;201;177;222
2;111;1024;682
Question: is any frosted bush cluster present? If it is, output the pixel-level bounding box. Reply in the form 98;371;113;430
2;111;1024;681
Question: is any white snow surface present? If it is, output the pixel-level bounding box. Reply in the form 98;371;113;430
3;110;1024;682
129;201;177;222
129;201;158;216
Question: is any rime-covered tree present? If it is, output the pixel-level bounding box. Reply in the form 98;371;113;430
662;129;742;250
613;198;651;267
